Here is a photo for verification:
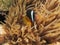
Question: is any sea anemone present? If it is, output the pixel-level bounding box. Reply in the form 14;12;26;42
0;0;60;45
